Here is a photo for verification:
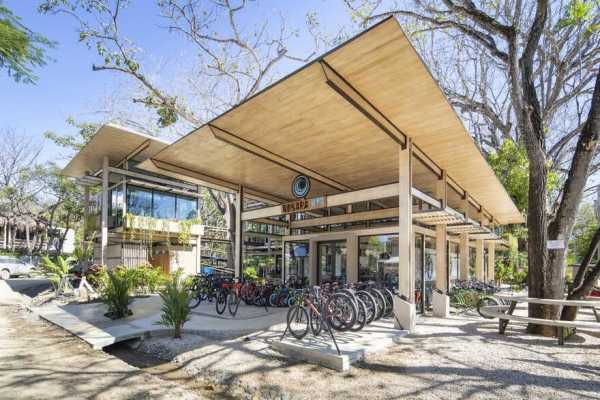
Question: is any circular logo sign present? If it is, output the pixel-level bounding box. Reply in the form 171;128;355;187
292;175;311;198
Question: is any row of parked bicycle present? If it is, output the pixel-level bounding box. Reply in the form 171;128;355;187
186;274;397;335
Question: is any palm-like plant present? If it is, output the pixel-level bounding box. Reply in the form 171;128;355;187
157;270;191;338
40;256;70;289
102;270;133;319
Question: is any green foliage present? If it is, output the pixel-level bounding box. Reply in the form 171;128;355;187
488;141;560;213
450;289;482;309
0;2;54;83
44;118;98;151
128;264;168;294
156;270;191;339
40;256;70;288
558;0;600;30
568;203;599;264
102;268;133;319
243;266;258;282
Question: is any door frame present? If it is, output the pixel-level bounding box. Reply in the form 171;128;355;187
316;239;347;284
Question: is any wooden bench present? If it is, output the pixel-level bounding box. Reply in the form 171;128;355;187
480;296;600;345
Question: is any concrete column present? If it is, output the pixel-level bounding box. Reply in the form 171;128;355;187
101;156;109;265
459;233;469;280
234;186;243;278
487;241;496;282
396;139;415;331
475;239;484;281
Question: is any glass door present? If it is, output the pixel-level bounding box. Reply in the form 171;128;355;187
317;240;347;284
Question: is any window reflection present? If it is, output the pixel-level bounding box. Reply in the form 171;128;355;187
358;235;398;287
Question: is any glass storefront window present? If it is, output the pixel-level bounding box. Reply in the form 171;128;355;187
127;186;153;217
424;236;436;309
318;241;347;283
358;235;398;286
286;242;309;286
126;185;198;221
469;247;476;279
176;196;197;220
449;241;460;284
109;186;124;228
153;191;176;220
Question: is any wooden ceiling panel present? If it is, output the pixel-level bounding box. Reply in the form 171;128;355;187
145;17;522;225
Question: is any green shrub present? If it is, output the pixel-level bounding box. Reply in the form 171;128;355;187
156;270;191;338
40;256;70;289
243;266;258;282
102;269;133;319
450;289;483;309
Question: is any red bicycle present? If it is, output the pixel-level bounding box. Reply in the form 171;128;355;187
216;279;242;316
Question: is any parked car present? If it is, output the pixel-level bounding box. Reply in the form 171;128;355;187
0;255;35;280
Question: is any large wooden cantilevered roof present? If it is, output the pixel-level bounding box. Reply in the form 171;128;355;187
140;17;523;225
62;124;170;178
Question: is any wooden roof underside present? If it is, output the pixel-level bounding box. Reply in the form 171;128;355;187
143;18;523;225
62;124;170;178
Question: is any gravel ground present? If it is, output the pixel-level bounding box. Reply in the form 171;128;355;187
136;308;600;400
0;303;203;400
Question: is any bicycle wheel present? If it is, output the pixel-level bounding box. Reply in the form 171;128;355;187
356;290;376;324
188;292;201;309
349;297;367;332
325;292;357;331
370;289;386;320
286;305;309;339
477;296;499;319
310;307;322;336
228;291;240;316
382;288;394;318
215;290;227;315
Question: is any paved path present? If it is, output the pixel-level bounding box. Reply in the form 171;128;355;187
0;298;203;399
32;296;288;349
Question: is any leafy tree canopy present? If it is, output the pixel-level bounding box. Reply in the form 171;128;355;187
0;1;54;83
487;140;560;213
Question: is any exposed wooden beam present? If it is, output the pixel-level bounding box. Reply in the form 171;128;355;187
319;60;407;146
108;166;197;192
209;125;352;192
242;183;440;221
290;208;398;228
149;159;287;205
116;139;150;168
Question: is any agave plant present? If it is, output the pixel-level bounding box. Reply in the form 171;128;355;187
156;270;191;338
40;256;71;289
102;270;133;319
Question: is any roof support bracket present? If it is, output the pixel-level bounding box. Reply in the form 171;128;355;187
319;60;407;146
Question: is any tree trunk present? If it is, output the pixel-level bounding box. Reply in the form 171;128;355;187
174;322;182;339
2;220;7;250
25;224;31;255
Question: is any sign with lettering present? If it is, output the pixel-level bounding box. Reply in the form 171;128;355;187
547;240;565;250
281;196;326;214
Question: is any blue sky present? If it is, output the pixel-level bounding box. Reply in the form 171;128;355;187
1;1;353;166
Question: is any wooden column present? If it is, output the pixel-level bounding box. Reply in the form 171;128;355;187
101;156;109;266
396;139;416;331
487;241;496;282
83;186;90;240
475;239;484;281
234;186;243;278
435;171;448;293
196;185;202;274
459;192;470;280
398;139;413;299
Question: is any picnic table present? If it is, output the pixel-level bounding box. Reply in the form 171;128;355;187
480;294;600;345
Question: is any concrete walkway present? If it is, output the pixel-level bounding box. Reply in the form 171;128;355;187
31;296;289;349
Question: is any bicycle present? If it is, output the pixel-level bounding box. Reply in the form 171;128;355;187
215;279;243;316
188;274;217;309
